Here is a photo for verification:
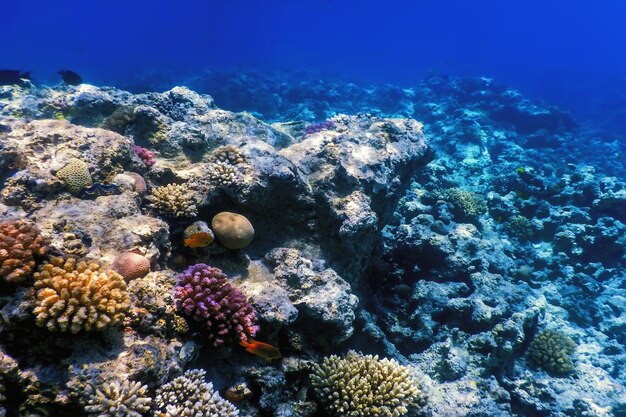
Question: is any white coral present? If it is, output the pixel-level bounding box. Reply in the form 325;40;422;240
85;379;152;417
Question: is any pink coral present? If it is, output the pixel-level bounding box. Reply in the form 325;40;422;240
174;263;259;347
132;145;156;167
111;252;150;282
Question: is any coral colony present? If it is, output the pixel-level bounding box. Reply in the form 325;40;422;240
0;74;624;416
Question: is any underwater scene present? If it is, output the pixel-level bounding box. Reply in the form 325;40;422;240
1;1;626;416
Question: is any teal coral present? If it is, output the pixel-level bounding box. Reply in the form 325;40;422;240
310;350;423;417
528;329;577;375
55;158;93;193
85;379;152;417
155;369;239;417
32;256;130;333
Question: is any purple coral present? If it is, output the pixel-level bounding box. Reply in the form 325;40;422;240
132;145;156;167
304;120;334;135
174;263;259;347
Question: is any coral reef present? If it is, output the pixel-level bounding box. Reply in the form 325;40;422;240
55;157;93;193
174;263;259;346
32;256;130;333
132;144;156;167
440;187;487;218
211;212;254;250
148;183;198;218
111;251;151;282
154;369;239;417
0;219;48;284
311;350;424;417
527;329;577;375
85;379;152;417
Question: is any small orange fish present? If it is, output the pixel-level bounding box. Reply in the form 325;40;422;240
184;232;213;248
240;339;281;361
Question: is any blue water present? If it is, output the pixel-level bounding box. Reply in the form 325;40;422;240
4;0;626;131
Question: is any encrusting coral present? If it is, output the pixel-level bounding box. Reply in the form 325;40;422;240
0;219;48;284
174;263;259;346
32;256;130;333
528;329;577;375
55;157;93;193
148;183;198;218
311;350;424;417
211;212;254;250
85;379;152;417
155;369;239;417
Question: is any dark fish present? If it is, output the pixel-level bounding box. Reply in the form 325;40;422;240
0;69;31;86
58;69;83;85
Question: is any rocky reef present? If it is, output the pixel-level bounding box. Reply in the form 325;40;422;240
0;74;625;417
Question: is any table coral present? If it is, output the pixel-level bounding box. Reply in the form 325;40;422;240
85;379;152;417
0;219;48;284
155;369;239;417
174;263;259;346
311;350;424;417
55;157;93;194
148;183;198;218
32;256;130;333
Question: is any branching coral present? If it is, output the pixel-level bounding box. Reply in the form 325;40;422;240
174;263;258;346
132;145;156;168
55;158;93;193
85;379;152;417
155;369;239;417
440;187;487;218
528;329;577;375
311;350;424;417
33;256;130;333
0;219;48;284
208;145;246;165
148;183;198;218
207;163;238;186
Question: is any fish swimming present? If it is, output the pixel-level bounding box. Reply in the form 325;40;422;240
0;69;31;86
183;221;214;248
239;339;281;361
58;69;83;85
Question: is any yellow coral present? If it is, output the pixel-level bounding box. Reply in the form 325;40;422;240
311;350;423;417
55;158;93;193
33;257;130;333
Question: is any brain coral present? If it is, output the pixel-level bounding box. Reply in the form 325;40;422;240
211;212;254;250
528;329;577;375
55;158;93;193
111;251;150;282
0;219;48;284
174;263;258;346
311;350;424;417
148;183;198;218
85;379;152;417
33;256;130;333
155;369;239;417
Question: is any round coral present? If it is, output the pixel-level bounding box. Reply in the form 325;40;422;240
174;263;258;346
0;219;48;284
55;158;93;193
33;256;130;333
211;212;254;250
111;252;151;282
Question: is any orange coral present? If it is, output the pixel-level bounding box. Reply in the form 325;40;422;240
33;256;130;333
0;219;48;284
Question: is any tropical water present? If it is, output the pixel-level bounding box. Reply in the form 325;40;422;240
1;1;626;417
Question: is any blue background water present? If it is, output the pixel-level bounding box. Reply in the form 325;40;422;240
3;0;626;130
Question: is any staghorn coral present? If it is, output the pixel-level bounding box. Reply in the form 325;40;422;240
148;183;198;218
208;145;246;165
174;263;258;346
55;158;93;193
111;251;151;282
33;256;130;333
440;187;487;218
85;379;152;417
311;350;424;417
155;369;239;417
528;329;577;375
0;219;48;284
207;162;238;186
211;212;254;250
